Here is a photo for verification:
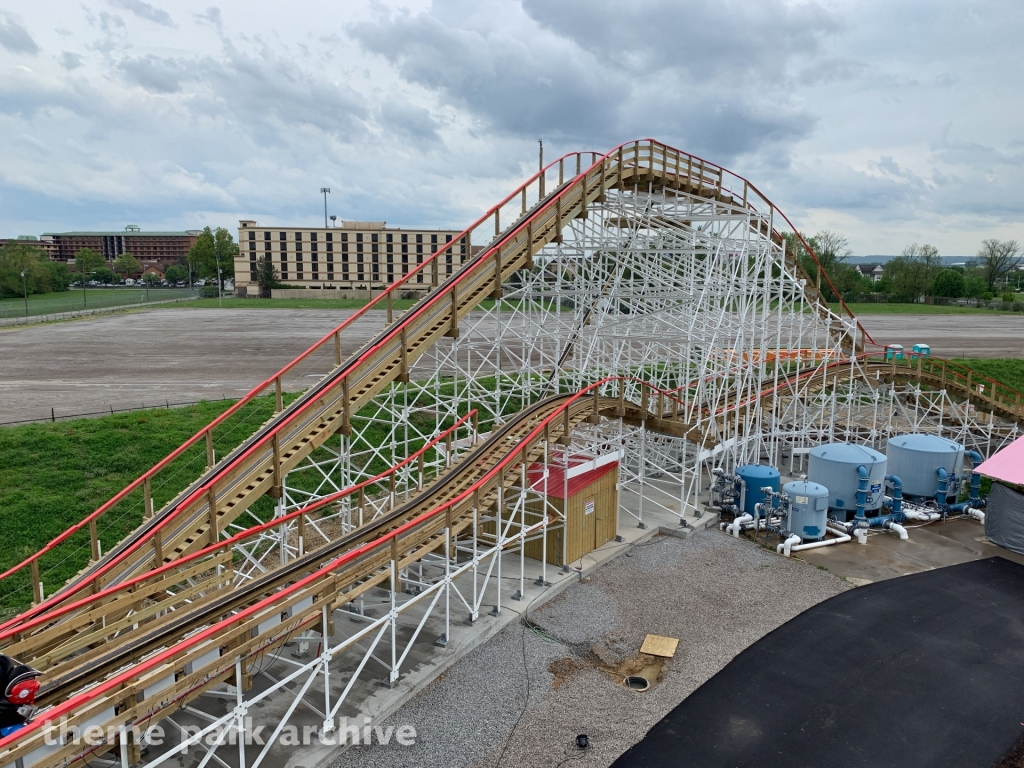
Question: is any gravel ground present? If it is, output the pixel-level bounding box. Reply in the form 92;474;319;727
329;530;849;768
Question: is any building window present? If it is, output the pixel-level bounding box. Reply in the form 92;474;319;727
327;243;333;252
282;270;289;280
280;232;287;241
371;233;378;243
326;233;333;242
296;232;302;242
310;232;317;242
326;254;333;263
249;242;255;251
249;231;255;240
312;271;319;280
264;231;271;241
296;242;303;253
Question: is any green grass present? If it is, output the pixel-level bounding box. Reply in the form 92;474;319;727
0;288;193;319
831;302;996;315
0;394;307;614
949;358;1024;393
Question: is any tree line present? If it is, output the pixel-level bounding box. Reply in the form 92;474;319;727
0;226;239;299
782;231;1022;304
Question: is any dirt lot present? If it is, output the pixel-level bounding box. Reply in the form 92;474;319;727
0;309;1020;425
858;314;1024;358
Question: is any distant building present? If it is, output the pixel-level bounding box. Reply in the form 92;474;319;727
856;263;885;283
0;236;58;260
234;220;472;295
41;226;199;266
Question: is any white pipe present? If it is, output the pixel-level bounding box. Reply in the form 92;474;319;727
855;528;868;545
777;534;801;556
967;507;985;524
779;527;853;557
726;513;753;537
902;505;940;522
886;521;909;540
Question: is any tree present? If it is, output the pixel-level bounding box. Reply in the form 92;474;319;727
253;253;279;297
0;243;53;298
188;226;239;287
165;264;189;283
977;239;1022;292
783;230;854;302
964;276;986;305
931;269;965;298
45;261;72;292
72;248;105;307
112;252;141;280
883;244;942;302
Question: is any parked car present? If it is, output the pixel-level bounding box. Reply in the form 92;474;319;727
195;279;206;287
125;278;136;286
176;281;186;287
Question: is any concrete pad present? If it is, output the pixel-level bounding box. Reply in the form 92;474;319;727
797;518;1024;583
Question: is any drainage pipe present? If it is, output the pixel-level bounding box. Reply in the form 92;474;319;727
966;507;985;523
778;527;852;557
885;521;909;540
854;465;869;528
777;534;801;557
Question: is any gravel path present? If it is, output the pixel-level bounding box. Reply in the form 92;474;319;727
329;530;849;768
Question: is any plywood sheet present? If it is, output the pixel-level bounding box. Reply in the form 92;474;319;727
641;634;679;658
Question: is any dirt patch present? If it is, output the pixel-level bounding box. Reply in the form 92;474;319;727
547;657;589;689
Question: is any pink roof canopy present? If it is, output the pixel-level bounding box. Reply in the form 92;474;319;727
974;434;1024;486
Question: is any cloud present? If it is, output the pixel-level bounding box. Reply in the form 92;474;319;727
0;12;40;55
108;0;176;28
119;55;190;93
521;0;843;84
194;7;223;34
59;51;84;70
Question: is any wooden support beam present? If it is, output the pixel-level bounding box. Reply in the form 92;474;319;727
31;559;42;605
553;197;563;244
89;519;100;562
399;327;410;383
207;487;219;543
143;477;153;519
492;250;503;299
386;290;394;326
341;378;352;436
275;376;283;414
557;408;572;446
334;331;342;365
445;286;460;338
270;434;282;497
205;430;215;468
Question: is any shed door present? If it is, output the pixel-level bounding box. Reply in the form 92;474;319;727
594;485;618;548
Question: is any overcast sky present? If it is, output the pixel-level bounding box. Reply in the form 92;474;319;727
1;0;1021;255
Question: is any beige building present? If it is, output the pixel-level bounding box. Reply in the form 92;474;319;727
235;220;470;296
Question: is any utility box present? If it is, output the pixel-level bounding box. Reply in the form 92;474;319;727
523;455;619;566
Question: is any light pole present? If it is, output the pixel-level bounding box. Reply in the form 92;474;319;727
321;187;330;229
215;251;223;308
329;215;337;228
20;270;28;317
